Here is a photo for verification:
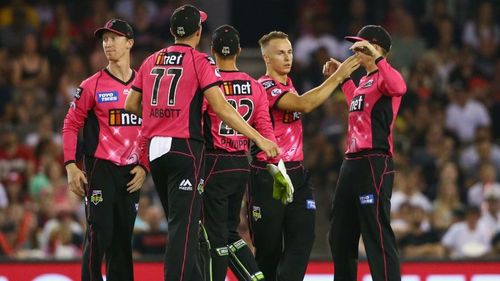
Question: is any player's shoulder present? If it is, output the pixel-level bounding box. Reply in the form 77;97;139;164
257;76;278;90
80;70;105;89
192;49;215;64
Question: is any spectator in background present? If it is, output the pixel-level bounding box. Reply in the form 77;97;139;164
133;205;167;256
11;33;50;91
462;1;500;52
0;6;37;52
294;9;342;70
460;127;500;181
421;15;458;96
391;168;433;214
432;178;463;234
57;55;88;108
479;187;500;238
468;163;500;207
445;77;490;144
398;204;445;259
442;205;492;259
0;131;35;188
388;7;426;72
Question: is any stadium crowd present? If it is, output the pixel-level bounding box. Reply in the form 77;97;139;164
0;0;499;261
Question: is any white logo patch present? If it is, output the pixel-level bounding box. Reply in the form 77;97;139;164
179;179;193;191
271;88;282;96
177;27;185;36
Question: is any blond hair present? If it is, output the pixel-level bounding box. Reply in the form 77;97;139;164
258;31;289;50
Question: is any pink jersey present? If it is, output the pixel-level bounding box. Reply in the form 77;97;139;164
132;44;221;141
255;75;303;162
203;70;275;152
62;69;142;166
341;57;407;156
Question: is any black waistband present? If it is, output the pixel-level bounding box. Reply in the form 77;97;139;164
206;149;246;156
251;160;303;169
345;149;389;159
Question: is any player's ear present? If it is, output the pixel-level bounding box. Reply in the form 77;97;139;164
127;38;134;49
262;53;270;64
237;47;242;56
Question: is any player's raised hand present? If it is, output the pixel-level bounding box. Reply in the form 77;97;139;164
66;163;87;197
256;137;280;159
127;165;147;193
350;40;381;58
322;58;341;77
334;54;361;80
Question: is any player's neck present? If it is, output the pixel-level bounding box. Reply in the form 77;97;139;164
106;60;132;82
364;61;378;74
266;69;287;84
175;38;198;49
216;59;238;71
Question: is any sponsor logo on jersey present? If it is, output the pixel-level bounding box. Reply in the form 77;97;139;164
91;190;103;205
155;51;184;66
359;194;374;205
74;87;82;100
123;88;132;95
97;91;119;102
221;80;252;95
179;179;193;191
215;247;229;256
271;88;282;96
197;178;204;194
306;200;316;210
283;110;301;123
349;94;365;112
362;79;374;89
252;206;262;221
261;80;276;89
108;109;142;126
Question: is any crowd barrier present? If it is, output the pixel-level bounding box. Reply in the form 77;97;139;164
0;260;499;281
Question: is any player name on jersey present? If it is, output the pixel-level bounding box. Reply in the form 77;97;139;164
155;51;184;66
222;80;252;96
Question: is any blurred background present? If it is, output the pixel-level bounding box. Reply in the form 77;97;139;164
0;0;500;265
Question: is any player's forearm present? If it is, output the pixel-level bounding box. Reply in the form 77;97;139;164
300;74;343;113
376;57;406;96
125;91;143;117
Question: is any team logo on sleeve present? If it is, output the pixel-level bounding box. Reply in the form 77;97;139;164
261;80;276;89
207;56;216;65
362;79;374;89
97;91;119;102
283;110;301;123
91;190;103;205
74;87;82;100
271;88;282;96
349;94;365;112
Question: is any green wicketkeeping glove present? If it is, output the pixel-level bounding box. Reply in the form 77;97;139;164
266;159;294;204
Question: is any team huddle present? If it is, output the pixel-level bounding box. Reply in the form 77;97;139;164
62;4;406;281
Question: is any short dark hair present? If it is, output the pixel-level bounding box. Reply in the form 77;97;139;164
258;31;289;48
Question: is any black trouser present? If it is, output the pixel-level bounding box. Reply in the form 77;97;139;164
202;150;264;281
329;152;400;281
149;138;205;281
248;161;315;281
82;157;140;281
